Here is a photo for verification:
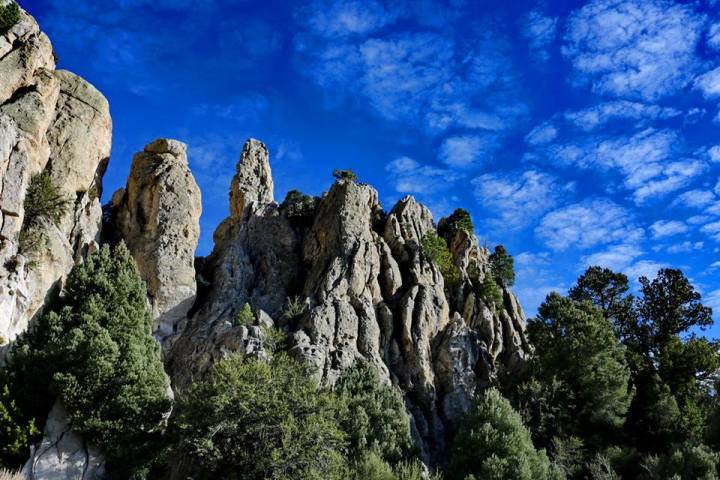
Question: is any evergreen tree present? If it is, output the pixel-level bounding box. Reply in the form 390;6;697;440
170;354;347;479
515;293;631;452
335;360;414;464
489;245;515;287
449;389;563;480
5;244;170;477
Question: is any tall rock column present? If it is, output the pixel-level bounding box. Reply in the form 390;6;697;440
109;139;201;338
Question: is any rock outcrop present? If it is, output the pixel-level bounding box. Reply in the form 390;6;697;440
165;139;531;460
106;139;201;337
22;402;105;480
0;5;111;344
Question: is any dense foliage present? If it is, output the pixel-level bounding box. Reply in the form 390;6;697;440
335;360;414;464
280;189;318;228
0;1;19;34
438;208;474;240
332;169;358;182
19;172;69;253
506;265;719;479
489;244;515;287
0;244;170;477
449;389;562;480
421;231;459;286
171;354;347;479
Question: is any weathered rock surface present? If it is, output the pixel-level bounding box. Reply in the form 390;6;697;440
0;6;111;344
165;139;531;460
106;139;201;337
22;402;105;480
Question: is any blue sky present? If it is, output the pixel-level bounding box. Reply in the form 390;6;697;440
22;0;720;331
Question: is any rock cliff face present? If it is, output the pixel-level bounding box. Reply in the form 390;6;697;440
2;6;532;475
0;6;111;344
165;139;531;460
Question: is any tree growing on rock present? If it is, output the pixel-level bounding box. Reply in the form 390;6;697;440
5;243;171;477
0;1;20;34
489;245;515;287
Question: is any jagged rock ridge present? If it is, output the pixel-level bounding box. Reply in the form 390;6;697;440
165;139;531;461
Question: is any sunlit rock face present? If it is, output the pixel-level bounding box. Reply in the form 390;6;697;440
105;138;202;338
0;6;111;345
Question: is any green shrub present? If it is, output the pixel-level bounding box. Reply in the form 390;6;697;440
19;172;69;254
477;273;503;311
280;189;318;228
351;450;442;480
449;389;563;480
170;354;347;479
438;208;474;240
336;360;414;464
421;231;459;286
7;243;171;476
23;172;68;227
0;371;39;468
282;296;306;321
0;2;20;34
489;244;515;287
234;303;255;327
333;169;358;182
260;325;285;353
640;443;720;479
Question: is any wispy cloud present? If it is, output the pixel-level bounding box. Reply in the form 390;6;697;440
563;0;704;101
439;134;499;167
650;220;688;239
536;198;643;251
385;156;462;195
521;8;558;62
563;101;681;131
473;169;573;230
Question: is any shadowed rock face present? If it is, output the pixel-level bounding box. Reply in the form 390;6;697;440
0;6;111;344
165;139;531;461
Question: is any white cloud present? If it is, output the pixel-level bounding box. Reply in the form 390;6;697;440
582;243;643;271
673;189;716;208
701;220;720;241
536;198;643;251
564;101;681;131
563;0;704;100
525;122;558;145
521;9;558;62
385;156;462;195
626;260;668;281
542;129;704;203
300;0;398;38
708;146;720;163
632;160;707;203
473;170;573;230
689;215;712;225
296;18;526;135
709;261;720;270
650;220;688;238
709;22;720;50
694;67;720;99
667;241;703;254
439;134;498;167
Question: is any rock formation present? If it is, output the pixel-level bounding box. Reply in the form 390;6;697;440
22;402;105;480
0;5;111;344
165;139;531;460
1;6;533;475
105;138;201;337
